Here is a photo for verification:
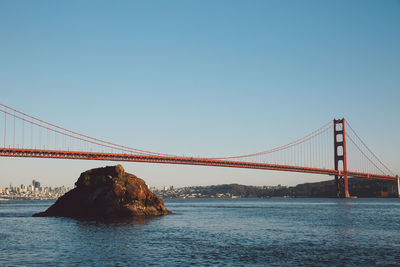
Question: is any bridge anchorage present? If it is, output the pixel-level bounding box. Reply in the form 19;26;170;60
0;103;398;198
396;175;400;198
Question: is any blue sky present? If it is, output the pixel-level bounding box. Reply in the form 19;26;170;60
1;0;399;188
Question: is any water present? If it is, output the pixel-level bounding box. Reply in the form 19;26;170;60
1;198;400;266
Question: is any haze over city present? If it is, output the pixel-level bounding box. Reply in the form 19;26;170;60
1;0;399;188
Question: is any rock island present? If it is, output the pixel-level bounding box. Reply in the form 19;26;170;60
33;165;171;218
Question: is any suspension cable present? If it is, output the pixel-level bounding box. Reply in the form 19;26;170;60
346;133;385;175
0;103;178;157
346;120;394;175
210;121;332;160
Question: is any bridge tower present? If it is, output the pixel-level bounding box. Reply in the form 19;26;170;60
333;118;350;198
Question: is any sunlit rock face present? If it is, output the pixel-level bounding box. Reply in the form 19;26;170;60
33;165;171;218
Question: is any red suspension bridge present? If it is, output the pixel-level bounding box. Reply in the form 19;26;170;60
0;103;398;198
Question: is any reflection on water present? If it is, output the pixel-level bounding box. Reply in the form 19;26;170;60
75;215;161;227
1;198;400;266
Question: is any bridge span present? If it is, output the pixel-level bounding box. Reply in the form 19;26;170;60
0;103;398;198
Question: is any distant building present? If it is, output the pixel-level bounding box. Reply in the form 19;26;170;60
20;184;27;193
32;180;40;189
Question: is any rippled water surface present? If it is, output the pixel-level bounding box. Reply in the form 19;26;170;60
1;198;400;266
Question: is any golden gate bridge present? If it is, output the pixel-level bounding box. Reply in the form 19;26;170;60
0;103;398;198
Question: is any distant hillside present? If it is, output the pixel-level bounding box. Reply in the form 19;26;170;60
156;178;398;198
290;178;396;197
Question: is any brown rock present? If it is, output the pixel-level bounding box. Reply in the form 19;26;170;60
33;165;171;218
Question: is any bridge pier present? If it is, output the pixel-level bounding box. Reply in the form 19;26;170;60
395;175;400;198
334;119;350;198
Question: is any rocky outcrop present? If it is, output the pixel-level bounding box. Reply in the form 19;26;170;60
33;165;171;218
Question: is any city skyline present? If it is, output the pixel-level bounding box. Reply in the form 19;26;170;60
1;0;399;188
0;178;71;200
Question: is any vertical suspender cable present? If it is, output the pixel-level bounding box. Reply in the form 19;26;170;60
3;111;6;147
22;117;24;148
30;123;32;148
13;112;15;148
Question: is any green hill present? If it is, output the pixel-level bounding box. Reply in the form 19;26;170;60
157;178;398;198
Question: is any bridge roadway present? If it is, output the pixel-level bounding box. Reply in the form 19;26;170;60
0;148;396;181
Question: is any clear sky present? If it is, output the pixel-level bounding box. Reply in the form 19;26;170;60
1;0;399;188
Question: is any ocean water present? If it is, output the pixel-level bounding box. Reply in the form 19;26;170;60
1;198;400;266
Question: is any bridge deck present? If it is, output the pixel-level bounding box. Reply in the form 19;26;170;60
0;148;395;181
